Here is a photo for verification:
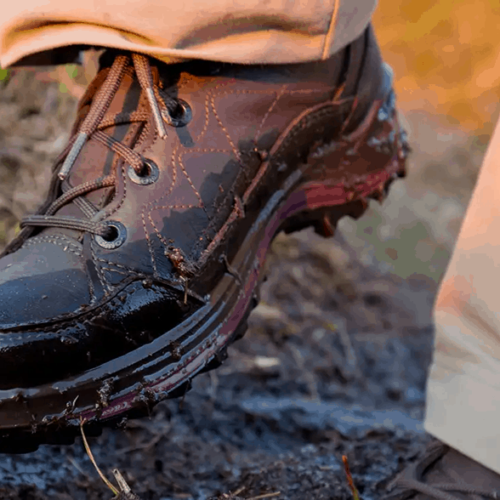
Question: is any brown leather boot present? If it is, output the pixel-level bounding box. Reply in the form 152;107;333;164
0;25;407;451
387;439;500;499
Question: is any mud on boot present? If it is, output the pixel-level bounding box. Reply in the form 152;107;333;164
0;24;408;451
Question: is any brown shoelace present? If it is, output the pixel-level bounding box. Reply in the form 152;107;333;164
21;53;180;241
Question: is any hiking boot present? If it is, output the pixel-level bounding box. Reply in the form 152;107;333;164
386;439;500;499
0;25;407;451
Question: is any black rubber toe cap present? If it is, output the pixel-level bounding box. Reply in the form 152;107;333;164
0;240;202;389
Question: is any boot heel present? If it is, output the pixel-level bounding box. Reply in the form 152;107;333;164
282;198;369;238
282;84;409;238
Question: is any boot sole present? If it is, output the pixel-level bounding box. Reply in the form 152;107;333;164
0;84;408;453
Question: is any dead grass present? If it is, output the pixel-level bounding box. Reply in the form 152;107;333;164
80;421;142;500
342;456;360;500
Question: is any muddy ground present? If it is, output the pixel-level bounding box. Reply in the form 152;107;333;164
0;66;486;499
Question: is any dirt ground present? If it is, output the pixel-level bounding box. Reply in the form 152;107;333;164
0;57;487;499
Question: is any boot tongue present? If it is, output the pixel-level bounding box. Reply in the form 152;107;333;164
42;61;145;239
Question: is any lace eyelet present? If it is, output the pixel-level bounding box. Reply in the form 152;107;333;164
128;158;159;185
95;221;127;249
161;99;192;128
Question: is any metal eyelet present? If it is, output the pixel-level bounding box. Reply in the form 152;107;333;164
95;221;127;249
128;158;159;186
161;99;192;128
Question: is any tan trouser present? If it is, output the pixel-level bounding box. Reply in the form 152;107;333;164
2;0;500;477
425;117;500;475
0;0;376;67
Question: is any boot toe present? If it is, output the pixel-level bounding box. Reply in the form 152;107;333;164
0;238;200;389
0;238;90;327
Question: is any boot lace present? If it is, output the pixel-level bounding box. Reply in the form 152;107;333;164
19;53;182;243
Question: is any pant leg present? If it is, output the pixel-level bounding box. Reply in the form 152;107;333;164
0;0;376;67
425;116;500;475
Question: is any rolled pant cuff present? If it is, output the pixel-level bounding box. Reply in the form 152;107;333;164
0;1;377;68
425;361;500;475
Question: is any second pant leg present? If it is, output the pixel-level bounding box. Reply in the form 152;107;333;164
425;116;500;475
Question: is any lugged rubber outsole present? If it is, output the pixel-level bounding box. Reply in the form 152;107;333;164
0;176;405;454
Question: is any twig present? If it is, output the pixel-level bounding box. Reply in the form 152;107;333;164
112;469;142;499
342;455;360;500
231;486;246;497
113;469;132;494
246;492;281;500
80;420;119;496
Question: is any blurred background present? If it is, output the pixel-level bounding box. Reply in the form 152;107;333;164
360;0;498;283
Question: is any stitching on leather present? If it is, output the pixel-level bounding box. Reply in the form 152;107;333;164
94;161;140;284
214;88;325;96
209;93;241;162
21;240;81;256
95;258;139;273
191;93;211;144
193;200;227;256
146;201;200;277
94;244;147;279
90;81;338;285
134;106;155;153
21;236;82;257
151;203;197;211
143;142;180;247
147;204;197;255
144;126;230;272
90;239;112;293
254;85;288;144
148;212;170;249
22;234;80;248
141;142;181;274
0;282;170;335
90;163;131;292
93;96;161;278
105;162;128;219
101;266;142;277
207;86;325;163
202;102;344;258
138;115;159;160
149;86;335;270
185;147;232;154
177;155;205;210
97;184;112;210
145;142;179;214
142;211;159;278
277;105;342;154
200;199;241;262
85;251;97;304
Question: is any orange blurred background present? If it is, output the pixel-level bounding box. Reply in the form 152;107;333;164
374;0;500;139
